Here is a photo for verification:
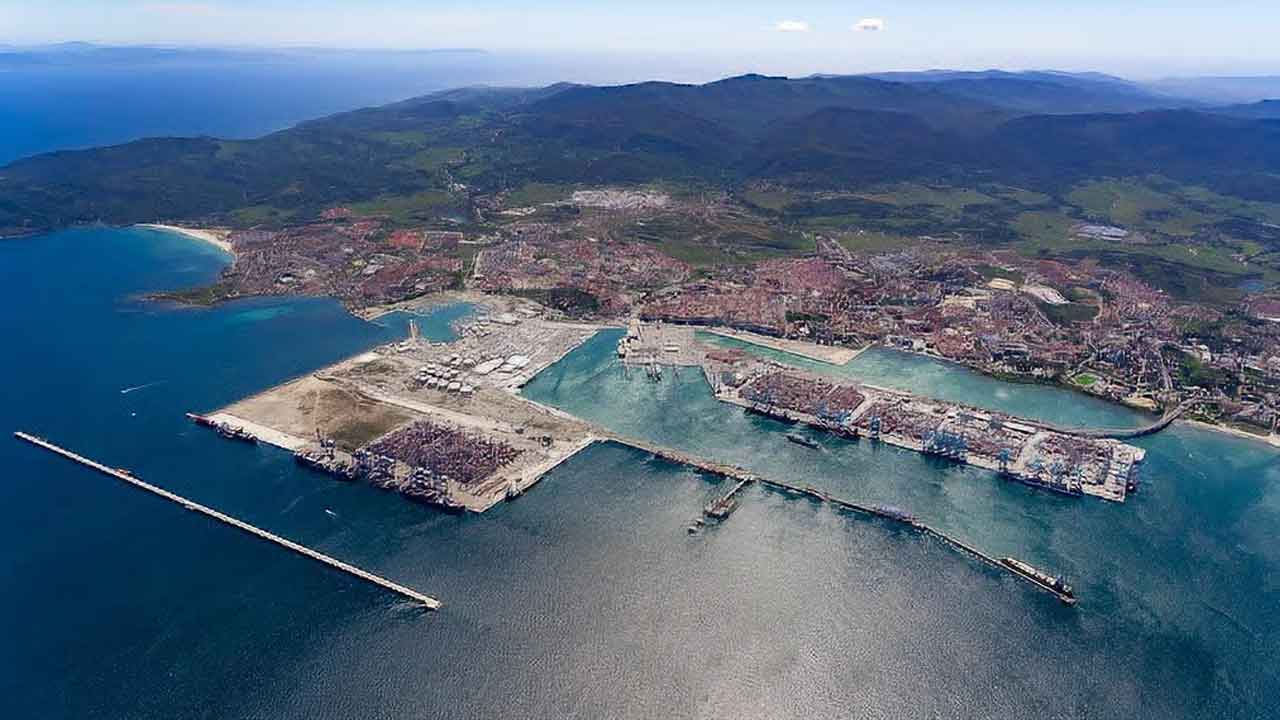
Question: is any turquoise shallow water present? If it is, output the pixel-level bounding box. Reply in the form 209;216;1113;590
698;331;1145;428
2;228;1279;718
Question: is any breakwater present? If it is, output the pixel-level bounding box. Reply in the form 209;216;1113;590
603;435;1078;605
14;431;442;609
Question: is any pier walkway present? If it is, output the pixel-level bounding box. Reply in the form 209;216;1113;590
600;434;1077;604
14;432;442;610
1049;399;1193;440
601;432;760;482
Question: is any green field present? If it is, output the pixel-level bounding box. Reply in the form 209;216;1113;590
349;190;461;224
857;183;997;211
505;182;572;206
230;204;297;225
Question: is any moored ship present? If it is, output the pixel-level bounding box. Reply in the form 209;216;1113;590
1000;557;1076;604
785;432;820;449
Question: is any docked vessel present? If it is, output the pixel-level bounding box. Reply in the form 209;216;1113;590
190;412;257;444
703;495;738;519
785;432;820;449
1000;557;1076;604
873;505;918;524
216;423;258;444
294;449;357;480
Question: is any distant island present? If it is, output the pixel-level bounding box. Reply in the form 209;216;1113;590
4;70;1280;438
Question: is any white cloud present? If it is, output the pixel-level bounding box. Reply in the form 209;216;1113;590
145;3;217;16
853;18;885;32
774;20;810;33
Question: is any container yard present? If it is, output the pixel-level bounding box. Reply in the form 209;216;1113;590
192;304;603;512
202;311;1146;510
723;367;1145;502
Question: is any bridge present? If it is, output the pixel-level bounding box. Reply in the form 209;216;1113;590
1045;400;1193;440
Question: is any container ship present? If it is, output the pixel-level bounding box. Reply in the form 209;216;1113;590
785;432;820;449
1000;557;1076;604
187;412;258;444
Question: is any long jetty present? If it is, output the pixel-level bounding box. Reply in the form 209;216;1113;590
757;477;1077;604
603;433;1077;604
14;432;442;610
602;432;760;482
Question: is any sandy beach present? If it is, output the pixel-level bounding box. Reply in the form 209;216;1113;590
703;327;864;365
1185;419;1280;449
136;223;235;256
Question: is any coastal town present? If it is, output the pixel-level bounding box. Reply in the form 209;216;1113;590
179;275;1151;522
163;183;1280;445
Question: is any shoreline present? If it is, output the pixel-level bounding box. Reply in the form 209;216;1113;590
1184;418;1280;449
136;223;235;257
700;327;866;365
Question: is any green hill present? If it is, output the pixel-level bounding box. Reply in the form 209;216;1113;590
4;73;1280;236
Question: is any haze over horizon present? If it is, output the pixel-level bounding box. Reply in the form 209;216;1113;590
6;0;1280;79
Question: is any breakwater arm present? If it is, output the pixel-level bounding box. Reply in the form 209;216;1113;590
601;434;1078;605
14;432;441;610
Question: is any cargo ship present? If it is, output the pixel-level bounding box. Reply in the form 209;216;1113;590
216;423;258;444
872;505;918;524
1000;557;1076;604
294;450;357;480
785;432;820;449
703;495;739;519
188;412;257;444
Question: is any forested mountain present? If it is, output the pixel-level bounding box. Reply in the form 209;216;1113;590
3;72;1279;234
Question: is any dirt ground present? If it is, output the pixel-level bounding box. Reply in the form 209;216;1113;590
220;374;417;450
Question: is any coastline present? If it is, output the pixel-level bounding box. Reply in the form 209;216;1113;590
1184;418;1280;449
701;327;866;365
136;223;235;257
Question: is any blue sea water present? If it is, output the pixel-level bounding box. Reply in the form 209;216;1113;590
0;54;526;166
2;228;1279;718
0;51;722;166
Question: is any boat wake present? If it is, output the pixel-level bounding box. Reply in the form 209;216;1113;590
121;380;166;395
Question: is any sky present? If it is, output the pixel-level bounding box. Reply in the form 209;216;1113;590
4;1;1280;78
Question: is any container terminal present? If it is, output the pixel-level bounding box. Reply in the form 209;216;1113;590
191;297;603;513
168;306;1170;606
621;320;1148;503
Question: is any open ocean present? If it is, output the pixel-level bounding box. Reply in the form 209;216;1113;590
0;52;718;166
2;228;1280;718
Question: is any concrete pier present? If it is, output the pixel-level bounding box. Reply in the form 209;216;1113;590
602;433;760;482
754;476;1077;605
600;435;1078;605
14;432;442;610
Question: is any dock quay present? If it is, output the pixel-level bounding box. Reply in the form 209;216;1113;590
753;477;1077;604
704;478;751;519
14;431;442;610
600;432;760;483
720;370;1145;503
589;432;1077;604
